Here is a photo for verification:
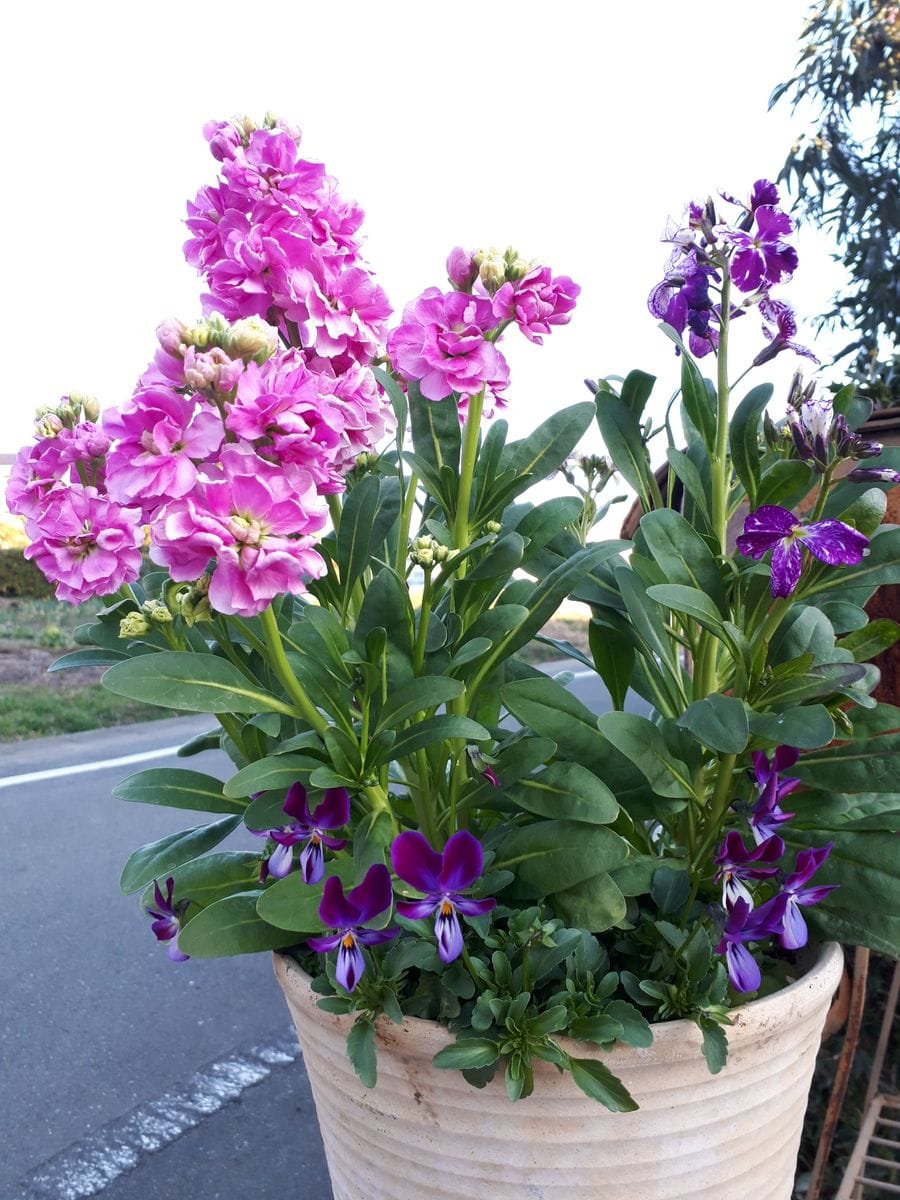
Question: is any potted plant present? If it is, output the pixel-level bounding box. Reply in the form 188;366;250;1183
9;118;900;1198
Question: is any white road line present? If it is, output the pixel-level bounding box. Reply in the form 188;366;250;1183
0;745;182;790
12;1033;302;1199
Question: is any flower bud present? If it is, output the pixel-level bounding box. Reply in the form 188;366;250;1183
477;248;506;295
446;247;478;292
81;396;101;423
119;612;150;639
226;317;279;362
503;246;532;281
142;599;174;624
156;318;188;358
483;520;502;534
35;413;63;438
847;467;900;484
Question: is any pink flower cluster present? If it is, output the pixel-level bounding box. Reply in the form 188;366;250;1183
387;247;579;412
8;116;395;615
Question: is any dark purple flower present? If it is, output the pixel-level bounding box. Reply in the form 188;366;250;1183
720;179;782;218
753;298;819;367
648;251;718;358
834;416;885;462
737;505;869;597
391;830;496;963
722;206;799;293
750;748;800;844
716;894;788;992
306;864;398;992
786;392;834;469
779;844;839;950
714;831;785;907
254;782;349;883
144;877;190;962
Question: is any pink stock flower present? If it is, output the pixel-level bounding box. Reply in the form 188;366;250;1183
6;439;68;520
387;288;509;404
492;266;580;344
281;261;391;370
150;453;327;617
24;487;144;604
317;363;393;468
103;387;224;515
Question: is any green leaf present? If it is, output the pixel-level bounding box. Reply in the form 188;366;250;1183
176;891;294;957
255;860;360;931
595;394;654;508
569;1014;624;1045
496;821;628;893
140;852;262;912
644;584;725;635
729;383;773;507
596;712;694;798
346;1018;377;1088
409;381;460;483
515;497;584;562
639;509;726;613
223;754;322;799
114;767;245;814
677;695;749;754
621;369;656;418
757;662;867;706
500;676;620;777
432;1038;500;1070
568;1057;639;1112
509;762;618;824
48;647;129;671
337;475;400;597
792;734;900;792
756;460;816;509
375;677;465;731
502;402;595;494
371;365;407;429
588;619;634;711
806;526;900;598
120;816;242;895
835;487;888;537
748;705;836;750
837;619;900;662
102;652;292;715
698;1017;729;1074
551;873;627;932
679;354;716;451
383;715;489;762
604;1000;653;1048
651;867;691;914
666;447;711;527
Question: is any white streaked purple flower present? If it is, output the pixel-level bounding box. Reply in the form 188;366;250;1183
719;206;798;293
779;844;838;950
254;782;349;883
750;747;800;844
144;877;190;962
714;831;785;907
753;298;819;368
307;864;398;992
390;830;496;963
736;505;869;597
847;466;900;484
715;893;788;992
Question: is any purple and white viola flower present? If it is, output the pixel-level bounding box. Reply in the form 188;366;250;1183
144;877;190;962
750;748;800;844
714;831;785;907
779;844;839;950
736;505;869;598
716;893;788;993
254;782;349;883
307;864;398;993
391;830;497;963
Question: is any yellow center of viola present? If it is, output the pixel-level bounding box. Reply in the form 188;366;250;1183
440;899;454;916
342;932;355;949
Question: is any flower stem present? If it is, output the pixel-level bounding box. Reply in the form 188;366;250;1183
395;472;419;576
452;389;485;572
258;604;328;736
711;273;732;556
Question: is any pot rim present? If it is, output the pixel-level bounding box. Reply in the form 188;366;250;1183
274;940;843;1065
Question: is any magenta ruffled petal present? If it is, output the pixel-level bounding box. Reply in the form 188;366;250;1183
390;831;442;893
437;830;483;892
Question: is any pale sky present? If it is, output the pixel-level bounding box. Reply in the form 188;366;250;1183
1;0;844;493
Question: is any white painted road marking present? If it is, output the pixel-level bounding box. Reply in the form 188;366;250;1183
0;746;183;790
12;1033;302;1199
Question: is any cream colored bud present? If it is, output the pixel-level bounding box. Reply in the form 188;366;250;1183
35;414;63;438
227;317;278;362
81;396;101;423
182;319;212;350
479;251;506;295
142;599;174;624
119;612;150;639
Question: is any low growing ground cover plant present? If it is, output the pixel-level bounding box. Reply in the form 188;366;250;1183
9;116;900;1106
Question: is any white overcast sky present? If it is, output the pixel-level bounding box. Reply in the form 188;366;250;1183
1;0;845;480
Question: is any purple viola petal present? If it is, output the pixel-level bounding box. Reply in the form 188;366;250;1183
773;746;801;773
390;831;443;894
746;891;789;938
796;883;839;906
356;927;399;947
435;903;465;963
395;897;439;920
319;833;348;851
266;841;295;879
318;874;362;930
780;898;809;950
299;837;325;884
801;520;869;568
482;765;500;788
335;936;366;992
310;787;351;830
726;941;762;992
787;844;832;889
282;781;312;824
150;917;178;941
166;940;190;963
454;896;497;917
770;538;804;597
306;931;343;953
437;830;484;892
345;863;393;925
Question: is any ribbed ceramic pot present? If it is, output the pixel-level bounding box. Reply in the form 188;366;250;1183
274;941;842;1200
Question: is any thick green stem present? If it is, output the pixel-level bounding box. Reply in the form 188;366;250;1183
452;389;485;572
413;567;433;672
395;471;420;575
710;274;732;555
259;604;328;735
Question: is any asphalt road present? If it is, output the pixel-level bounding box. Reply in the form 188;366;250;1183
1;664;617;1200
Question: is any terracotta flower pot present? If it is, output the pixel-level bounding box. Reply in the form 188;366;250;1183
274;942;843;1200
